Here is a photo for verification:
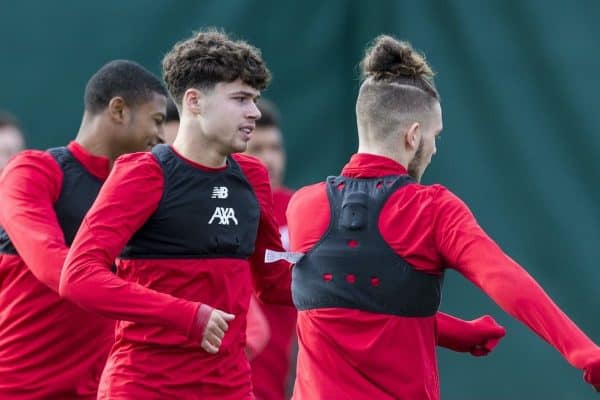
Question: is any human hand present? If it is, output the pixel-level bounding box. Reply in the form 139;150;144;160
583;358;600;393
200;308;235;354
467;315;506;356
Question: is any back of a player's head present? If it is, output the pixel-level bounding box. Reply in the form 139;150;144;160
162;28;271;105
356;35;440;141
84;60;168;115
256;98;280;129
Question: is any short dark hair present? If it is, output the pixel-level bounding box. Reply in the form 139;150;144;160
0;110;21;130
84;60;168;114
162;28;271;105
165;98;179;123
256;98;280;129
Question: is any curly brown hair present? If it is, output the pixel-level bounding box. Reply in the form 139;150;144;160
162;28;271;105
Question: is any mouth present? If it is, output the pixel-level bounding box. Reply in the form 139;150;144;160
239;125;255;141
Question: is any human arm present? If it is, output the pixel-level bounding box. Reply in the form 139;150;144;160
435;188;600;384
59;153;209;342
0;151;66;291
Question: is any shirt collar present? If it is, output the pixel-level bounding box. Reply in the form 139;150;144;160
341;153;409;178
67;141;111;180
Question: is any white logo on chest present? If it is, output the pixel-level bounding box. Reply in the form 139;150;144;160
211;187;229;199
208;207;238;225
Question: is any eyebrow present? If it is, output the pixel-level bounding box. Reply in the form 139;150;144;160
230;90;259;99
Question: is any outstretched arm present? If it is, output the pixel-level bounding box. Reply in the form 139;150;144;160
435;188;600;387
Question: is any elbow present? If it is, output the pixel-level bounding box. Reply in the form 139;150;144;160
58;267;82;302
57;272;73;299
29;268;61;294
58;276;91;311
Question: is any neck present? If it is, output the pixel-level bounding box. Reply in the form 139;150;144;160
172;119;228;168
74;113;117;165
357;142;410;169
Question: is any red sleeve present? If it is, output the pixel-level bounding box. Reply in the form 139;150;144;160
234;154;292;306
436;312;482;351
59;152;204;342
0;150;65;292
436;312;505;354
245;295;271;360
434;187;600;368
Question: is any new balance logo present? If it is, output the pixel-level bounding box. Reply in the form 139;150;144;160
208;207;238;225
211;187;229;199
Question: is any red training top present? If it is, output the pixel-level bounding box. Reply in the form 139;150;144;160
287;153;600;400
59;148;292;400
0;142;114;399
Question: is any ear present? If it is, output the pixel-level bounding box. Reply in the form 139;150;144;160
183;88;203;115
107;97;127;124
404;122;421;151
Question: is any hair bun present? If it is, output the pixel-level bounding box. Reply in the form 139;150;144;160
361;35;433;81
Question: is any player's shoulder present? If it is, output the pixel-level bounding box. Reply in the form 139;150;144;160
232;153;267;173
4;149;58;171
414;183;471;216
289;181;327;208
427;183;464;203
232;153;270;186
403;181;454;199
114;151;159;168
392;181;464;211
19;148;56;163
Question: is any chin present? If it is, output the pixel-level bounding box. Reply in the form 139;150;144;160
231;142;248;154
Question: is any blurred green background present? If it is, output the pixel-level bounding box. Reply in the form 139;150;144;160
2;1;600;398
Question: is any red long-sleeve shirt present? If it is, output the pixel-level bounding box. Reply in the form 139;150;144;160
251;187;298;400
59;148;292;400
0;141;114;399
287;153;600;400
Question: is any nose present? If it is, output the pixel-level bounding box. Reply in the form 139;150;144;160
248;101;261;120
157;124;165;141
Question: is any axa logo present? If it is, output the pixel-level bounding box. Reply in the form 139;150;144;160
211;187;229;199
208;207;238;225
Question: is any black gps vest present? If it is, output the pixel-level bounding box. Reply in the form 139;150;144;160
120;144;261;259
292;175;443;317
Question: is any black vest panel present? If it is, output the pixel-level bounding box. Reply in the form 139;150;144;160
0;147;104;255
292;175;443;317
120;144;260;259
0;229;17;255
